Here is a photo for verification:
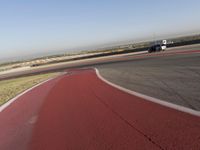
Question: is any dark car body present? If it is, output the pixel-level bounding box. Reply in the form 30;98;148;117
148;44;163;53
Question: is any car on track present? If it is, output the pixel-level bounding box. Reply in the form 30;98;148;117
148;44;161;53
148;40;167;53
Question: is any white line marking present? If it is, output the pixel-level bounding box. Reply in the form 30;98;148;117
28;115;38;124
94;68;200;117
0;76;59;113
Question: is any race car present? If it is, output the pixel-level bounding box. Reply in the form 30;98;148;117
148;44;165;53
148;40;167;53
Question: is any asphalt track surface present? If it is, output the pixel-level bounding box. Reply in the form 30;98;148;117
0;68;200;150
1;44;200;81
98;47;200;111
0;44;200;149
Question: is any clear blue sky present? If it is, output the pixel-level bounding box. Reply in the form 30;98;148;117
0;0;200;61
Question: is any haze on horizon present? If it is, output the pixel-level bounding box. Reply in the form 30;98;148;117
0;0;200;62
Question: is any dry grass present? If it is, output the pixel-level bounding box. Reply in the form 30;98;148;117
0;73;58;106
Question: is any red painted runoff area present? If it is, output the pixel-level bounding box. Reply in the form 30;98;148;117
0;69;199;150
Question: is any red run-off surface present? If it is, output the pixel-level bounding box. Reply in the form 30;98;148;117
0;69;200;150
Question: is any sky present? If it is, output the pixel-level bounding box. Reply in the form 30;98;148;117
0;0;200;61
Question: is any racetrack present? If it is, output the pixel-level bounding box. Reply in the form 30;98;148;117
1;44;200;81
1;68;199;150
0;44;200;149
98;47;200;110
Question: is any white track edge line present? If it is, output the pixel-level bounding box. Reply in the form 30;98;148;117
94;68;200;117
0;74;61;113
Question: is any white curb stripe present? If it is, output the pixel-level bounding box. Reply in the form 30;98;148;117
0;76;59;113
94;68;200;117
